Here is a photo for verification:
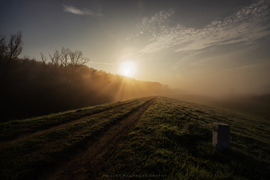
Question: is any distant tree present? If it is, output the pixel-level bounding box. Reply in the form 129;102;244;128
41;47;90;68
0;36;8;59
6;31;23;60
0;31;23;85
40;47;90;84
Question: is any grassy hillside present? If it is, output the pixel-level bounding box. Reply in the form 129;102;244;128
0;96;269;179
95;97;270;179
0;97;153;179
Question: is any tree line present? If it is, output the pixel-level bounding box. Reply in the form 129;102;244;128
0;31;170;122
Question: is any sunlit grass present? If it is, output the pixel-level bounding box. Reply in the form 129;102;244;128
1;96;269;179
98;97;270;179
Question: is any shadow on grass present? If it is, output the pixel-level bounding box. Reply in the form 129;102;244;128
169;126;270;179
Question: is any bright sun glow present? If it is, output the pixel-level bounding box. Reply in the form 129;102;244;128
119;61;137;77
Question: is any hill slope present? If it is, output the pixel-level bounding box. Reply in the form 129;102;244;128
0;96;269;179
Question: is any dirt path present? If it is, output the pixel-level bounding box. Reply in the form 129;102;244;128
47;97;156;180
0;100;141;148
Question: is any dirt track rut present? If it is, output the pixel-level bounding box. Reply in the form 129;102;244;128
48;97;156;180
0;100;140;148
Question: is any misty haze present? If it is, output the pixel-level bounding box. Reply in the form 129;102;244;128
0;0;270;179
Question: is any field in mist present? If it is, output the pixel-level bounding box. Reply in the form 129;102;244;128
1;31;269;123
1;29;270;180
0;96;269;179
170;93;270;118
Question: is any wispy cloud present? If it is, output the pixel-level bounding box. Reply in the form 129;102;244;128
63;5;102;17
133;0;270;53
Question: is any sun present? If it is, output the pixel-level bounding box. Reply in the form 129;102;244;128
119;61;137;78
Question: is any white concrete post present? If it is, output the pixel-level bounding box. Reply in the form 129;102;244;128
212;122;230;150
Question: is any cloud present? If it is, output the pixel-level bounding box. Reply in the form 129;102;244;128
136;9;175;36
63;5;102;17
134;0;270;53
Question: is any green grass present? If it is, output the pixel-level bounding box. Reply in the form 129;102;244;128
0;97;146;141
1;96;269;180
97;97;270;179
0;97;152;180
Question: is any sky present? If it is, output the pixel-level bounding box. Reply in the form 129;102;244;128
1;0;270;96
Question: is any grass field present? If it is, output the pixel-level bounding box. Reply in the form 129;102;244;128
0;96;269;179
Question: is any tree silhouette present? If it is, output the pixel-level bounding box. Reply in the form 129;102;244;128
0;31;23;86
0;31;170;122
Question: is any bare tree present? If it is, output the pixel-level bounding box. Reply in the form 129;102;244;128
0;35;7;59
40;53;47;64
0;31;23;85
39;47;90;84
49;49;62;67
7;31;23;60
69;50;90;72
60;47;70;68
73;50;90;65
0;31;23;63
41;47;90;70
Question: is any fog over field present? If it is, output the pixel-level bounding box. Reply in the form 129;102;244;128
1;2;270;179
1;0;270;120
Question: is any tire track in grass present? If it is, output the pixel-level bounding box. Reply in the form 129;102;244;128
0;99;144;148
48;97;156;180
0;98;153;180
1;99;149;143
